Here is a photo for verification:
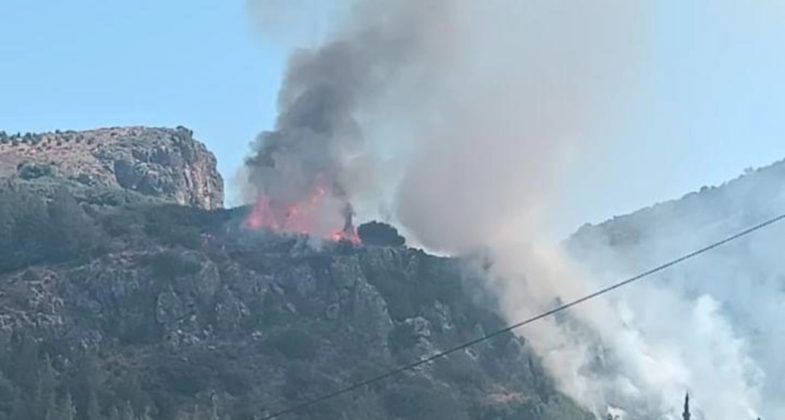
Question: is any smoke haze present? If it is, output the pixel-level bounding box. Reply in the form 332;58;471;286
245;1;784;418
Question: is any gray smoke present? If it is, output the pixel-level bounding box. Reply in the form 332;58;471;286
244;1;449;234
565;165;785;419
245;1;781;419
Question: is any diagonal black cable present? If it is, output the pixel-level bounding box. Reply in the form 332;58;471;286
261;212;785;419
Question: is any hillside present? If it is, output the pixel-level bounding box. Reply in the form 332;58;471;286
0;128;589;420
570;158;785;257
566;159;785;419
0;127;223;210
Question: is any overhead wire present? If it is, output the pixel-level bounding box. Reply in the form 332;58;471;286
261;212;785;419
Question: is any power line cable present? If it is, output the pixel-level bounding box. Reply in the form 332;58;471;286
261;212;785;419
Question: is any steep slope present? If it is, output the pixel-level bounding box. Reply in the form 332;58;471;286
566;160;785;419
0;202;589;420
0;128;589;420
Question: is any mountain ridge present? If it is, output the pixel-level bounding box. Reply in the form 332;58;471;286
2;125;781;419
0;127;590;419
0;126;224;210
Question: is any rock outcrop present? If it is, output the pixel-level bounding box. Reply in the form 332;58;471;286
0;126;223;209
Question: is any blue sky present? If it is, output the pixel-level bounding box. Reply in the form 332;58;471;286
563;0;785;225
1;1;784;225
0;0;287;203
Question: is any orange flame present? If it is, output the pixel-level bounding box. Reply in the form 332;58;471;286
245;182;361;245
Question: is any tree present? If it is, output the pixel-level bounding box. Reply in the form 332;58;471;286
137;405;155;420
107;406;120;420
73;352;103;420
682;393;690;420
0;197;14;268
0;186;49;271
47;393;76;420
0;372;21;418
46;187;103;261
120;401;135;420
357;221;405;246
36;355;58;420
84;392;102;420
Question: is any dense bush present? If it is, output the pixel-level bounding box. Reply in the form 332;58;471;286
357;221;405;246
382;378;469;420
0;185;106;273
270;329;318;361
140;204;228;248
146;250;202;279
16;162;55;180
388;323;419;352
361;253;464;321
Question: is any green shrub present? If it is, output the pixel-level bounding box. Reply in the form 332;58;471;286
158;358;212;397
146;250;202;279
270;329;318;360
357;221;405;246
388;324;419;353
383;378;469;420
141;204;227;248
0;186;106;272
435;352;487;387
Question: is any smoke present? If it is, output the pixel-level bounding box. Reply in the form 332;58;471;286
392;1;646;252
566;166;785;419
482;163;785;419
244;1;782;418
243;0;451;237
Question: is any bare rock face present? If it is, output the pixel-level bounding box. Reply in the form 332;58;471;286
0;126;224;209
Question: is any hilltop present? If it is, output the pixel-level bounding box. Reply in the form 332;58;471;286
0;127;223;210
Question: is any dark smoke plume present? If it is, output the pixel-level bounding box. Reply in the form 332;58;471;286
244;2;446;235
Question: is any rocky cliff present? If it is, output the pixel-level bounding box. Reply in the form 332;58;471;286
0;127;223;209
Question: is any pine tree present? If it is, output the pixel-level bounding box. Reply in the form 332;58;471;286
107;406;121;420
207;392;223;420
7;332;38;390
36;355;58;420
73;351;103;420
120;401;135;420
63;393;76;420
84;391;101;420
47;393;76;420
46;187;101;261
0;186;50;269
138;405;155;420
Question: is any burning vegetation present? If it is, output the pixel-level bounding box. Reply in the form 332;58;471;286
240;41;370;244
243;177;361;244
241;4;435;247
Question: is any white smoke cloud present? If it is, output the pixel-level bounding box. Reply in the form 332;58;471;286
567;168;785;419
391;0;648;252
246;1;783;418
